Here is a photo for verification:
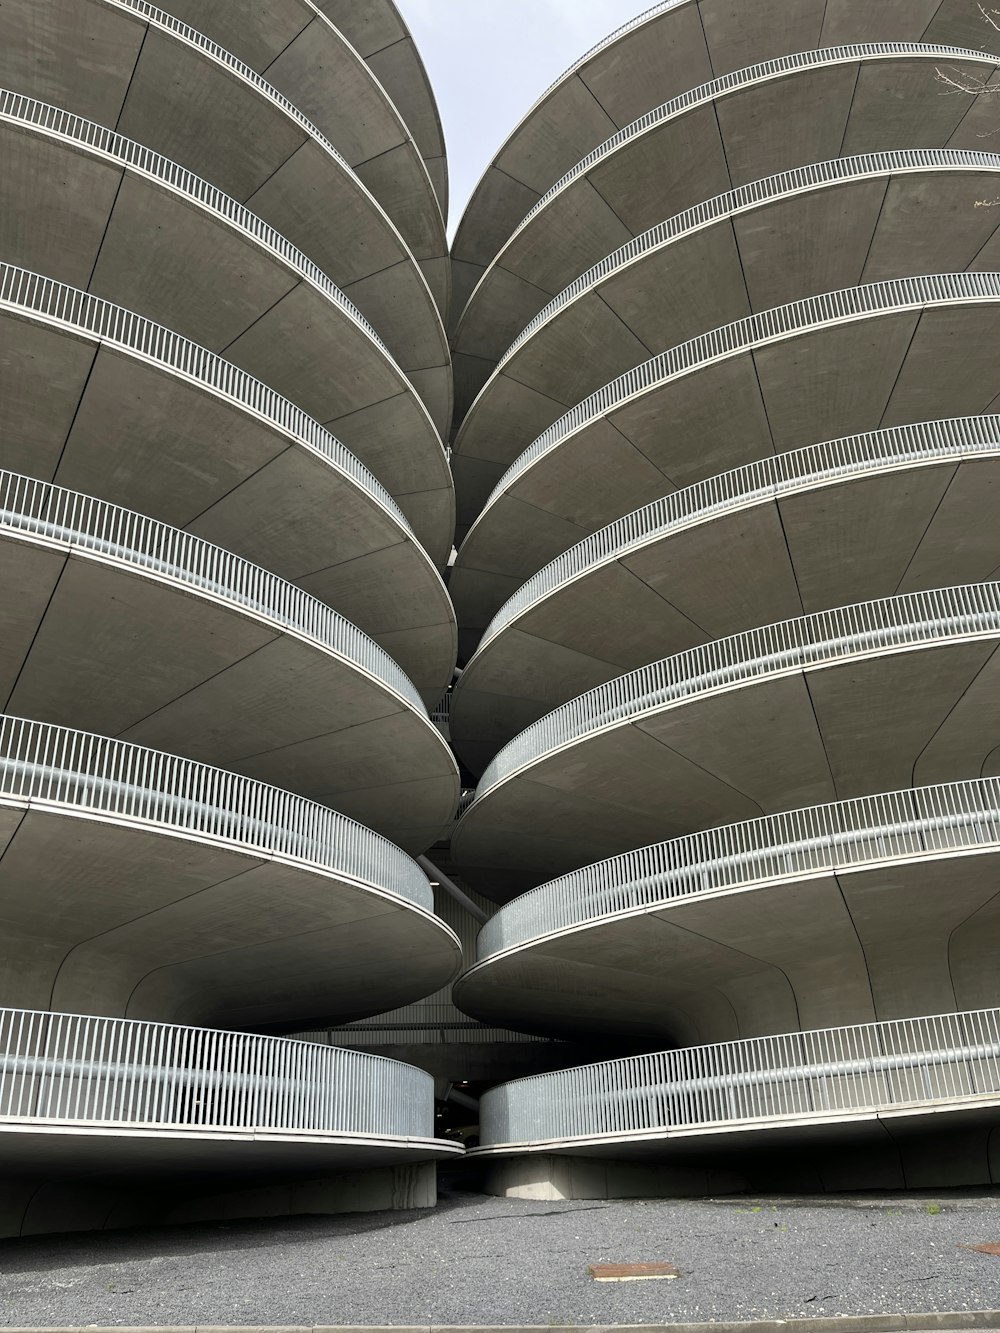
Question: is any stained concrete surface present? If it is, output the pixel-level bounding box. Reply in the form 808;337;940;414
1;1187;999;1325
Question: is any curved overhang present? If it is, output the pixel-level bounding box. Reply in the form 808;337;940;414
452;582;1000;898
451;417;1000;772
0;715;463;1028
451;272;1000;637
451;42;1000;423
316;0;449;221
473;1007;1000;1172
0;0;452;430
456;777;1000;1044
0;1009;462;1176
450;0;1000;326
150;0;449;297
0;90;454;550
0;263;456;697
452;150;1000;526
0;470;458;851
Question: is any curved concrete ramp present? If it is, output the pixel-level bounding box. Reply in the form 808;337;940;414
474;1007;1000;1191
0;0;451;430
316;0;449;221
451;41;1000;413
151;0;449;312
0;1008;461;1182
451;417;1000;772
452;150;1000;529
450;0;1000;328
451;273;1000;638
0;715;462;1027
0;470;458;850
456;777;1000;1043
452;582;1000;898
0;92;453;556
0;264;456;697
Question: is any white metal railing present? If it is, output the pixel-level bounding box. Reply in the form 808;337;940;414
0;88;394;356
477;777;1000;960
0;263;414;536
480;1008;1000;1147
473;416;1000;657
0;714;433;911
516;43;989;241
470;271;1000;531
0;1007;433;1138
471;582;1000;803
0;469;427;715
497;150;1000;368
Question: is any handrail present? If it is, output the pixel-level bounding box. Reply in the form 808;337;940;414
0;263;414;537
479;1007;1000;1147
0;469;426;717
472;416;1000;657
0;714;433;911
471;581;1000;803
496;150;1000;369
476;776;1000;960
0;89;395;358
467;271;1000;534
0;1006;433;1138
513;43;991;248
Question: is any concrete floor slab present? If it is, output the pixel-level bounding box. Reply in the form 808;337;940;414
451;279;1000;641
0;115;453;553
0;730;462;1025
0;0;451;433
452;156;1000;530
0;516;458;850
0;277;456;698
452;587;1000;899
451;0;1000;334
451;48;998;443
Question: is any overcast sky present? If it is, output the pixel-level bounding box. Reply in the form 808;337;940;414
397;0;654;237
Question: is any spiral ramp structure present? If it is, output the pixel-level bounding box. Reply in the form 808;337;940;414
0;1;467;1236
446;0;1000;1199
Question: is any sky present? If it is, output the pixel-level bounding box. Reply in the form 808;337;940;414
397;0;657;238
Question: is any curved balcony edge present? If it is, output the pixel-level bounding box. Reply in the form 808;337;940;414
468;416;1000;661
459;271;1000;556
469;776;1000;963
468;580;1000;806
476;1007;1000;1152
0;713;441;914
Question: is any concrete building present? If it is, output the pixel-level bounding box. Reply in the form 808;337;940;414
0;0;465;1236
6;0;1000;1233
447;0;1000;1197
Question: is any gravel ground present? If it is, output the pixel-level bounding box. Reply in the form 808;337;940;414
0;1184;999;1327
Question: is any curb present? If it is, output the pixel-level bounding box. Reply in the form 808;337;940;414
7;1314;1000;1333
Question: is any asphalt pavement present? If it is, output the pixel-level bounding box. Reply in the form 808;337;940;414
0;1185;998;1327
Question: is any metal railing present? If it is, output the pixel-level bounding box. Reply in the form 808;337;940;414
471;582;1000;803
469;271;1000;533
516;43;989;241
496;150;1000;369
477;776;1000;960
0;88;394;357
103;0;448;251
480;1008;1000;1147
473;416;1000;658
0;714;433;911
0;469;427;716
0;1007;433;1138
0;263;415;537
